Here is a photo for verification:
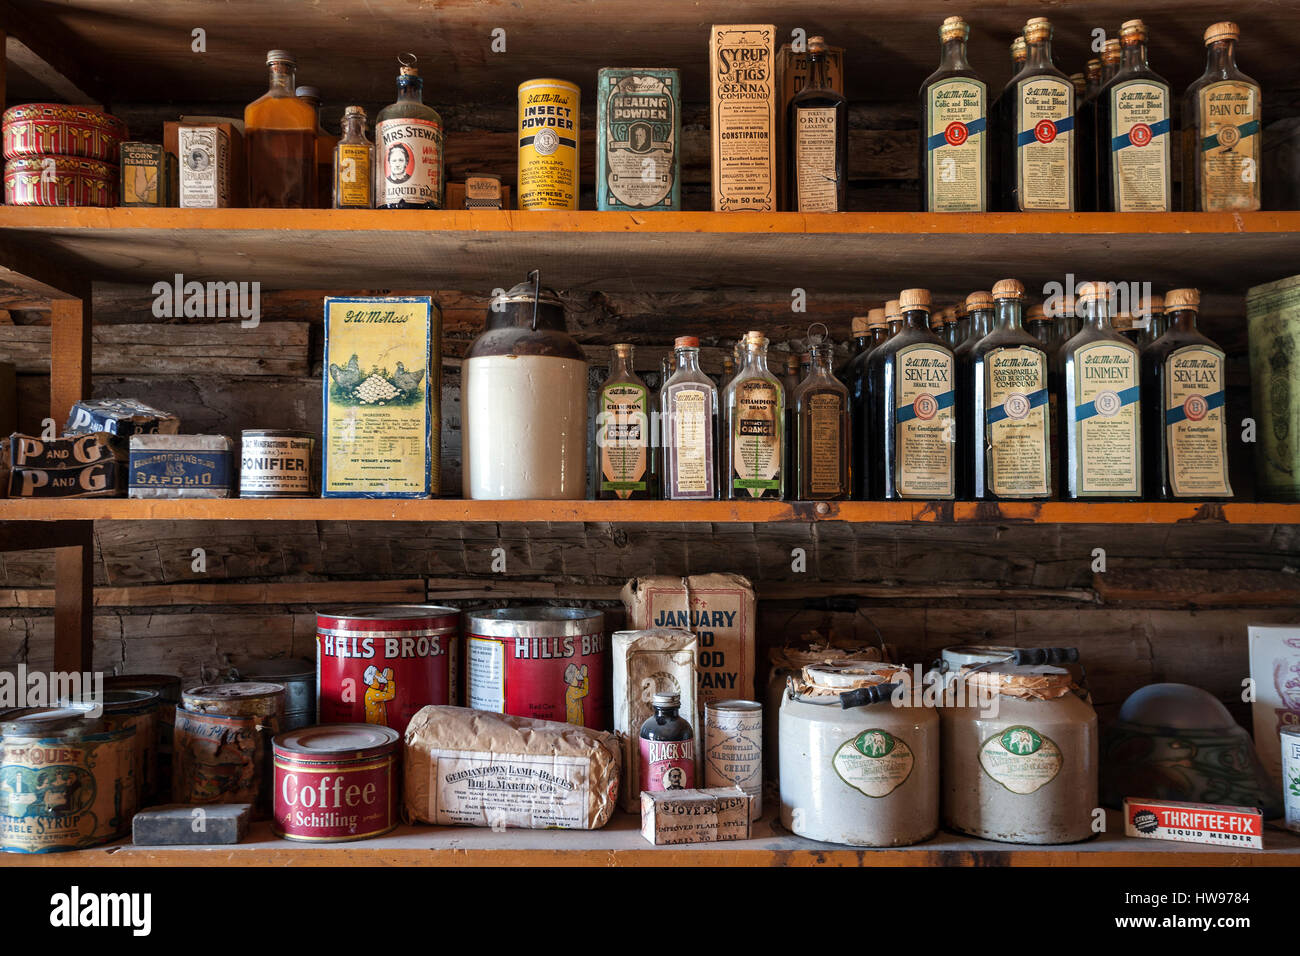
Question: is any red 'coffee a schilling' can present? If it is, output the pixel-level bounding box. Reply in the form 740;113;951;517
465;607;607;729
315;605;460;735
273;724;400;842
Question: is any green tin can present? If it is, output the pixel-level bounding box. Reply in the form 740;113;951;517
596;68;680;211
1247;274;1300;500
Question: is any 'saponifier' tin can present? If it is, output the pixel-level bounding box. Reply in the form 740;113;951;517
228;659;316;732
174;682;284;819
465;607;607;729
1283;726;1300;834
239;430;318;498
517;78;580;210
0;708;135;853
104;673;180;801
273;723;400;842
704;699;763;819
316;605;460;735
97;689;160;808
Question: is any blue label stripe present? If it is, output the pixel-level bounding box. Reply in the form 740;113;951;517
926;117;987;152
1111;117;1171;152
1165;389;1225;425
1202;120;1260;151
986;387;1049;426
1075;384;1141;422
896;389;955;424
1016;115;1075;147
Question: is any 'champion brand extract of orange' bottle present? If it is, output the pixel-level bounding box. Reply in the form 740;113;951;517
724;331;785;499
245;50;317;208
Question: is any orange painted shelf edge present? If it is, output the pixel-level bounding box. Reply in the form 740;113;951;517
0;498;1297;523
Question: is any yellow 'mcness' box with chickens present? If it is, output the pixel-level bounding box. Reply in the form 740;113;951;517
323;296;440;497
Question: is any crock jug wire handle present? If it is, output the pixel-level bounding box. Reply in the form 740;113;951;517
528;269;541;331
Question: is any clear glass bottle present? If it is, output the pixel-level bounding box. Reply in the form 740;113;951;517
296;86;338;209
1055;281;1142;500
955;290;994;498
971;280;1052;500
639;692;695;792
1182;22;1261;211
996;18;1075;212
245;50;317;208
865;288;956;500
719;354;736;390
662;335;719;500
723;331;786;500
788;36;848;211
1141;288;1232;499
794;340;850;500
596;344;655;500
375;54;444;210
333;106;374;209
1096;20;1172;213
920;16;988;213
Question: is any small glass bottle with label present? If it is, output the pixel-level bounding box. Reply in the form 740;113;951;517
1055;281;1142;500
788;36;848;212
723;331;786;500
375;54;444;210
794;338;850;500
1141;289;1233;499
955;290;994;498
996;17;1076;212
596;344;656;500
333;106;374;209
919;16;988;213
662;335;718;501
1096;20;1172;213
1182;22;1261;211
639;692;695;793
865;288;956;500
970;281;1052;500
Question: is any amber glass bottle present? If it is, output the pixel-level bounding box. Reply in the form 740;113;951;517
865;288;955;500
1141;289;1232;499
723;331;786;500
296;86;338;208
794;341;850;500
596;344;656;500
920;16;988;213
1182;22;1261;211
971;280;1051;500
1056;281;1142;500
333;106;374;209
245;50;317;208
955;290;993;498
1096;20;1172;213
788;36;848;211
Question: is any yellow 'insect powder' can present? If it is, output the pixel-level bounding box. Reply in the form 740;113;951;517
517;78;580;210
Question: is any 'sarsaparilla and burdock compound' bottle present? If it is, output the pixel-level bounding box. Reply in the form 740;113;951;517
1141;288;1233;500
639;692;695;793
724;331;786;500
920;16;988;213
596;344;656;500
793;335;850;500
375;54;444;209
1095;19;1172;213
245;50;317;208
788;35;848;212
1182;21;1261;212
661;335;719;501
865;288;956;500
969;280;1052;501
1055;281;1142;501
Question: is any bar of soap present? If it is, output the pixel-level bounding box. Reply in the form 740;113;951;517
132;803;251;845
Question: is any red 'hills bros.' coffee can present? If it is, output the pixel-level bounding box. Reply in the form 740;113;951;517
465;607;607;729
316;605;460;735
273;723;400;842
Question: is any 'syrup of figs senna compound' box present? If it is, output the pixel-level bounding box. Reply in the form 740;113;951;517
709;25;776;212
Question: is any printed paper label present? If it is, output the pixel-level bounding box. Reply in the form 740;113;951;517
894;344;955;498
1015;77;1074;210
1109;80;1171;212
1164;344;1231;497
795;107;838;211
978;725;1063;794
426;748;590;829
1197;80;1261;211
926;78;987;212
667;385;714;497
732;378;782;496
1072;341;1140;496
833;729;914;797
335;143;372;208
986;347;1050;497
376;117;443;207
599;382;649;497
807;392;844;494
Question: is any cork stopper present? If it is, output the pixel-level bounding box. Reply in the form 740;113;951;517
744;330;767;348
1086;59;1102;79
1069;73;1085;94
344;105;367;119
1165;288;1201;311
784;354;800;373
928;310;944;330
674;335;699;348
1024;17;1051;42
899;288;931;312
612;343;634;358
1103;38;1121;63
397;52;419;76
967;291;996;311
1026;304;1047;322
885;299;903;321
800;351;812;364
1121;19;1147;41
990;279;1024;301
942;308;958;326
1204;22;1239;45
1076;281;1110;304
867;308;887;330
851;315;871;336
267;50;296;66
1011;36;1027;60
940;16;968;42
808;36;828;55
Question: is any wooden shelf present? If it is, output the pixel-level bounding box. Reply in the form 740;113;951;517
1;209;1298;294
0;498;1297;525
3;810;1296;867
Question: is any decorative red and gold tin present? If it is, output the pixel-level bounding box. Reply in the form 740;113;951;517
272;723;400;842
4;155;118;206
316;605;460;736
2;103;128;162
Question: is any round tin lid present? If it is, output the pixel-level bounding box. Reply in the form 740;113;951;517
465;606;604;637
274;723;400;760
93;689;160;714
230;658;315;682
241;429;316;441
183;681;285;707
706;699;762;714
316;604;460;625
0;706;96;736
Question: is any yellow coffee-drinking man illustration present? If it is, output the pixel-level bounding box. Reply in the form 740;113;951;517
563;662;589;725
363;664;396;726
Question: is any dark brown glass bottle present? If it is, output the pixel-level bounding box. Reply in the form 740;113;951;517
638;692;695;792
1025;304;1055;350
1096;20;1172;213
971;280;1051;500
848;308;888;498
920;16;988;213
794;342;850;500
995;17;1076;211
839;315;870;386
1085;59;1102;100
1146;294;1166;342
955;291;994;498
865;288;956;500
788;36;848;211
992;37;1028;204
1055;281;1142;500
885;299;904;339
1140;288;1232;499
596;344;656;500
782;353;801;484
1181;22;1261;212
